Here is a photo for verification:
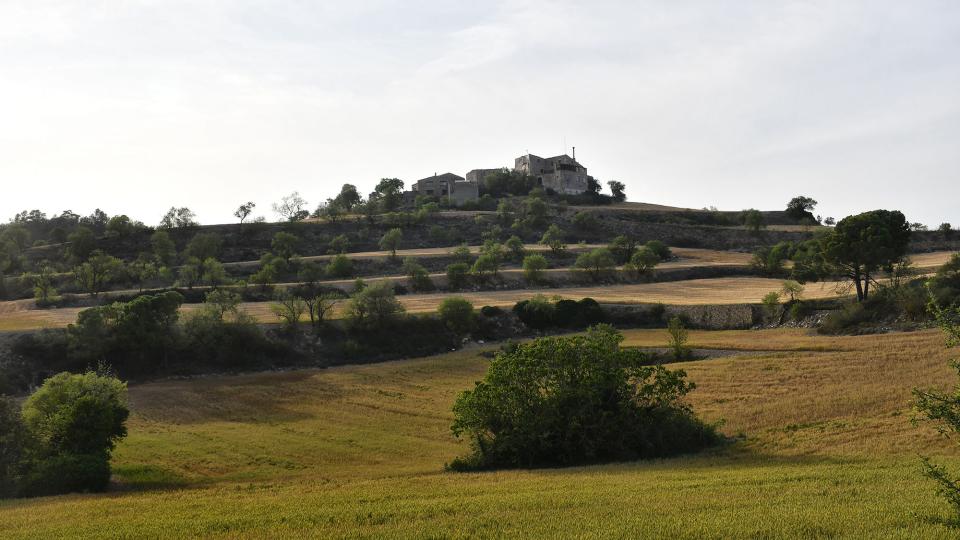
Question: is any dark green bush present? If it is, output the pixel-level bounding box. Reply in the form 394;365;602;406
480;305;503;317
513;296;604;330
512;295;556;330
6;370;131;498
644;240;672;261
438;297;476;337
0;398;26;498
449;326;720;470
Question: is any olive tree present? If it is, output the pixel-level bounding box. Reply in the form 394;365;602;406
574;248;616;281
540;224;566;255
379;228;403;260
625;247;660;279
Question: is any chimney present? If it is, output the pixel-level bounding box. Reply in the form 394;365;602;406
572;146;576;161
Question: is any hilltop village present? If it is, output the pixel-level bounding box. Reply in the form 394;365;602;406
406;150;592;205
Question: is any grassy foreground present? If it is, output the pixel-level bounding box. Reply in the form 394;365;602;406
2;328;960;538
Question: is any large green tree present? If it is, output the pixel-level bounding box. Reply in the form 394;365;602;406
333;184;362;211
74;251;123;297
450;325;719;470
786;196;818;222
374;178;405;212
821;210;910;301
19;370;129;496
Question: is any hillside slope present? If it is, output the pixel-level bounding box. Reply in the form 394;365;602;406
1;328;958;538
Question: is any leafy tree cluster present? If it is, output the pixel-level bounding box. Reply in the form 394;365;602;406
785;195;818;223
512;295;604;330
1;370;129;498
449;325;720;470
159;207;198;229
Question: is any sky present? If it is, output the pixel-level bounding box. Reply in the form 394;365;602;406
1;0;958;227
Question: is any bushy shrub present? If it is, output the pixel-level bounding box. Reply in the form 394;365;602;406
572;211;598;230
608;235;637;264
403;258;433;292
513;296;604;330
667;316;691;360
512;295;556;330
449;325;720;470
438;297;476;337
182;309;285;369
625;247;660;279
522;254;548;283
0;398;26;498
644;240;672;261
67;291;183;376
553;298;605;328
752;242;792;276
348;281;405;331
471;253;500;281
15;370;129;497
326;254;354;278
446;263;470;290
540;225;566;254
818;302;873;334
574;248;616;281
505;235;526;261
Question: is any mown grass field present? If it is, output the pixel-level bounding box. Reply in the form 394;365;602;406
2;328;960;538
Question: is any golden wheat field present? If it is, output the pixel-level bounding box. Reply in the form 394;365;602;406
1;327;960;538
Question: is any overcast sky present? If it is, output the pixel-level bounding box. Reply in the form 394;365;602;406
1;0;958;226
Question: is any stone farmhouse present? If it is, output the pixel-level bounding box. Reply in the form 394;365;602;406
513;150;589;195
405;149;591;206
409;173;479;206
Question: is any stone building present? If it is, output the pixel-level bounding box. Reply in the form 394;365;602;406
513;152;589;195
410;172;478;206
465;168;505;184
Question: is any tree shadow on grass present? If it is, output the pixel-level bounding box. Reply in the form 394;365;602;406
459;440;885;478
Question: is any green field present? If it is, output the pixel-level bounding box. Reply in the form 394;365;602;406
2;328;960;538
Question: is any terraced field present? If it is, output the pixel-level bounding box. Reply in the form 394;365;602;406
0;276;844;331
0;250;953;332
1;328;958;538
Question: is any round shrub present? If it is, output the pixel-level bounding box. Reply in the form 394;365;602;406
438;297;476;337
